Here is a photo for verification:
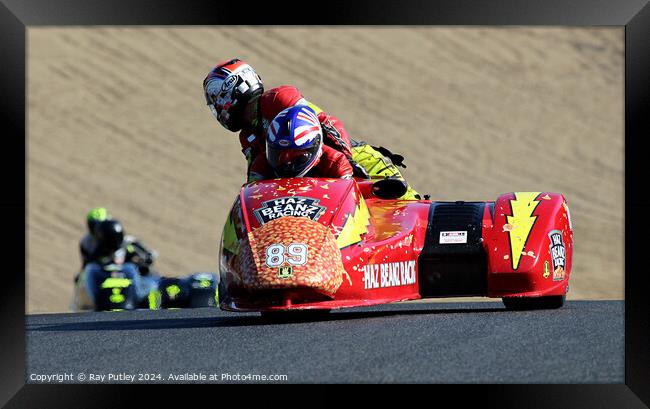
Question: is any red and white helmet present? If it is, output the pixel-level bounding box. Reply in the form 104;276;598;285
203;58;264;132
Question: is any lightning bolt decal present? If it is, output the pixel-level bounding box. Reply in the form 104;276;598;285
336;196;371;249
506;192;542;270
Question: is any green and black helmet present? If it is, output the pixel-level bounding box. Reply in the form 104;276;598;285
86;207;110;233
93;219;124;254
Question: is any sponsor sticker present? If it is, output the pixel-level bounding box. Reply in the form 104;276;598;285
277;266;293;279
548;230;566;281
543;260;550;279
439;231;467;244
221;75;237;91
362;260;417;289
254;196;326;225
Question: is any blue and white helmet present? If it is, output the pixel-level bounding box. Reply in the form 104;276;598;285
266;105;323;177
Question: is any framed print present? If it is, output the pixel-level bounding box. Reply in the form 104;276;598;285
3;0;649;407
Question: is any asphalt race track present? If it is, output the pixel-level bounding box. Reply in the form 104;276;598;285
26;301;623;384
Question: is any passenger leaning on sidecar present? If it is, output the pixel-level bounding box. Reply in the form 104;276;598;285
202;58;420;198
252;105;353;180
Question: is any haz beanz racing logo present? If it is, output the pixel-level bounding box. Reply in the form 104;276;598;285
254;196;326;225
548;229;566;281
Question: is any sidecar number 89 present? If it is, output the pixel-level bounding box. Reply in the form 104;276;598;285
265;243;308;267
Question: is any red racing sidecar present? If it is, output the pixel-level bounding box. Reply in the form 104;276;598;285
218;177;573;313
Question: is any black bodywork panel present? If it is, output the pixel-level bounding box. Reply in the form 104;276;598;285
418;201;490;296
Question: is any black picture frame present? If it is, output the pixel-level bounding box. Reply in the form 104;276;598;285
3;0;649;407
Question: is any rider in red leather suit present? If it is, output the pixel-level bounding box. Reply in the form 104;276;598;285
239;85;354;179
203;58;362;182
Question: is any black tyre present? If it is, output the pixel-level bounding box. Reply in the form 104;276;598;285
502;295;566;310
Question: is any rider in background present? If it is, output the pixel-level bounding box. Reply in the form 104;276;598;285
74;218;159;310
257;105;353;180
202;58;420;198
79;207;110;267
79;207;158;274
